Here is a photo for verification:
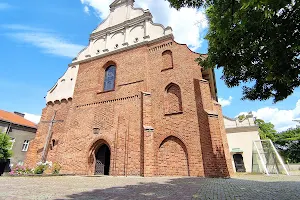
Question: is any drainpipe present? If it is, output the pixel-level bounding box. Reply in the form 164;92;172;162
5;123;12;135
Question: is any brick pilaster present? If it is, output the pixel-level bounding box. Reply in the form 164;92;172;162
195;79;232;177
142;92;155;176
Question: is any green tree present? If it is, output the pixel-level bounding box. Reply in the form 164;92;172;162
166;0;299;102
238;114;246;121
254;120;300;163
0;133;12;161
274;128;300;163
255;119;277;141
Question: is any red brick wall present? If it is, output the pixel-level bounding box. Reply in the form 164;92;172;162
215;102;234;176
165;83;183;114
25;38;233;177
25;99;73;169
24;107;48;168
157;136;189;176
162;50;173;70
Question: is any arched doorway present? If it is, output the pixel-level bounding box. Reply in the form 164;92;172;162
233;154;246;172
95;144;110;175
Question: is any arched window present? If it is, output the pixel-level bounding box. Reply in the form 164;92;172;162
162;50;173;70
103;65;116;91
165;83;183;114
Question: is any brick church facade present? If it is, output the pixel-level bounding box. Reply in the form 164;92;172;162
25;0;233;177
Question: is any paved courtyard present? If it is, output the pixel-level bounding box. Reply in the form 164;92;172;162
0;174;299;200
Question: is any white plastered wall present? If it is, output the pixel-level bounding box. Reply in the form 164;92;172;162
45;0;173;105
75;2;173;63
46;65;79;103
224;114;260;173
226;131;261;172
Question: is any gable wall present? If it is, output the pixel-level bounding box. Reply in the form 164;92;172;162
25;38;233;177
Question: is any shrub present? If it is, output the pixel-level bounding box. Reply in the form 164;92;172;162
8;161;54;175
238;115;246;121
34;165;47;174
52;162;61;174
34;161;52;174
9;165;33;176
0;133;13;160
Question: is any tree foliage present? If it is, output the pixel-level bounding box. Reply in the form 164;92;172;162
255;119;277;140
167;0;205;9
254;119;300;163
167;0;300;102
275;127;300;163
238;114;246;121
0;133;12;161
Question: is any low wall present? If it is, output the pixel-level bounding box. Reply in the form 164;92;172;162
286;164;300;171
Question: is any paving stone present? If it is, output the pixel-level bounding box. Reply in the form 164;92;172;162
0;174;299;200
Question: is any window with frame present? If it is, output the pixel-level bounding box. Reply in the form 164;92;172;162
103;65;116;92
22;140;30;152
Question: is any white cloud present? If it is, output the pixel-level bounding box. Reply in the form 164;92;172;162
10;32;85;58
84;5;90;14
237;100;300;132
24;113;41;124
219;96;233;107
2;24;85;58
1;24;49;32
80;0;111;19
79;0;208;50
0;3;11;10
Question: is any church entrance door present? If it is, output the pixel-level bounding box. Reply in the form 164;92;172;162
233;154;246;172
95;144;110;175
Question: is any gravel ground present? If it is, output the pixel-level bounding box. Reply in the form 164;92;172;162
0;174;299;200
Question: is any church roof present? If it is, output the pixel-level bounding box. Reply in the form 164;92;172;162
0;110;37;129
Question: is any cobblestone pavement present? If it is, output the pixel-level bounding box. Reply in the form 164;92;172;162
0;174;299;200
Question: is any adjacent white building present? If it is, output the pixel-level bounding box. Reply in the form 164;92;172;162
224;114;260;173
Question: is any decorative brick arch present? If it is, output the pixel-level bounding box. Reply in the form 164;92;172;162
156;135;189;176
165;83;183;114
86;136;113;175
103;60;117;70
162;50;173;70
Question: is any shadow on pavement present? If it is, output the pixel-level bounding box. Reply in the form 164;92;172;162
55;176;300;200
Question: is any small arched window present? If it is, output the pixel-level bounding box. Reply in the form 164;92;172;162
165;83;183;114
162;50;173;70
50;139;56;150
104;65;116;91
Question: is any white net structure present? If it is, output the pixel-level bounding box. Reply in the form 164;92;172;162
252;140;289;175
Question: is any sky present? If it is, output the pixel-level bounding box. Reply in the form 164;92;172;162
0;0;299;132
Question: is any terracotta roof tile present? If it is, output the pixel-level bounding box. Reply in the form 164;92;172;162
0;110;37;128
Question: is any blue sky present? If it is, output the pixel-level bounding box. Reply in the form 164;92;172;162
0;0;299;131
